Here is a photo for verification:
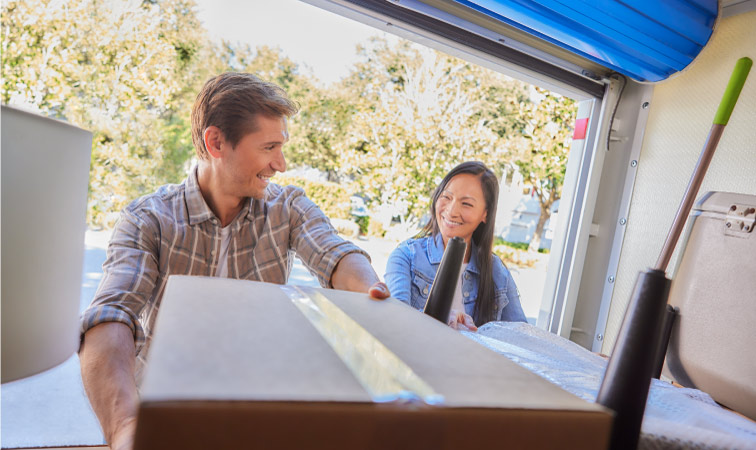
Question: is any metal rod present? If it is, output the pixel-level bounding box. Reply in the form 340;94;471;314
654;124;724;272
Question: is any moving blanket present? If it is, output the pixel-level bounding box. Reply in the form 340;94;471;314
465;322;756;450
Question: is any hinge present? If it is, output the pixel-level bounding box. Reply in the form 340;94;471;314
725;204;756;236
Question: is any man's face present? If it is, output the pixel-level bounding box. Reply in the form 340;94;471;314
219;114;288;199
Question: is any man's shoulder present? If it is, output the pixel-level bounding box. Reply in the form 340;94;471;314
123;180;186;219
263;182;314;216
265;182;306;201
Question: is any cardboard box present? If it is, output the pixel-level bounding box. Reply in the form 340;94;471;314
134;276;611;449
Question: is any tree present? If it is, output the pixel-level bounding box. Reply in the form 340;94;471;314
202;42;350;182
508;87;576;252
337;39;524;226
244;46;349;182
2;0;205;226
2;1;577;241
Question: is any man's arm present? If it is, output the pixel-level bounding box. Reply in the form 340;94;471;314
285;188;389;298
80;322;139;450
331;252;390;299
79;209;162;450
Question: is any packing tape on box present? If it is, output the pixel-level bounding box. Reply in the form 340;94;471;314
281;285;444;405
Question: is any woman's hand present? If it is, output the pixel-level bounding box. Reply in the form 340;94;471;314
448;309;478;332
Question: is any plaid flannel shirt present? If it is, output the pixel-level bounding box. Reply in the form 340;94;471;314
80;166;367;377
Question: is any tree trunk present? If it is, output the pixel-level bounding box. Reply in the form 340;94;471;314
528;204;552;253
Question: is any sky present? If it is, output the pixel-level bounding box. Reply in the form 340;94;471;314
192;0;398;85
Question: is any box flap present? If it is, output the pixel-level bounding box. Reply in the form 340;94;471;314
141;276;606;414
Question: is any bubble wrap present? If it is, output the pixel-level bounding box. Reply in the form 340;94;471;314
462;322;756;450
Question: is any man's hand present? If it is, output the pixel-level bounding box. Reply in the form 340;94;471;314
368;281;390;300
448;309;478;332
331;253;390;300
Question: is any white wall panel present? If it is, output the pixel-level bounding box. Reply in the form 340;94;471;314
604;11;756;353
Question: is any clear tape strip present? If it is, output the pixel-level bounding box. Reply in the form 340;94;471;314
281;285;444;405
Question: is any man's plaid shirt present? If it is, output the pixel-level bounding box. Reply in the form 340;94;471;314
80;167;367;377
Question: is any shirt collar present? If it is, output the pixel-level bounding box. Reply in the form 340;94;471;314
427;233;481;274
186;165;216;226
185;165;258;226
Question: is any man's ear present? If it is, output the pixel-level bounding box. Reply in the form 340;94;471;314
203;126;224;159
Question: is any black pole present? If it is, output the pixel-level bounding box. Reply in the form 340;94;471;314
652;305;678;379
423;236;466;324
596;269;671;450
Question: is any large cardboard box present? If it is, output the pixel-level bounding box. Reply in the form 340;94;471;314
134;276;611;449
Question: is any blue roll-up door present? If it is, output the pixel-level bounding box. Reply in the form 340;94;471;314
452;0;719;82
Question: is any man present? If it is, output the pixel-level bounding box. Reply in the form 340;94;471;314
79;73;389;450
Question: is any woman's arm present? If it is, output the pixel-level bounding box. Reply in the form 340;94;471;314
500;269;527;322
384;244;413;304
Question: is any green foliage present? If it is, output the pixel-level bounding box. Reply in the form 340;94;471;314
367;219;386;238
492;238;549;253
2;2;576;238
273;175;352;220
1;0;205;226
337;39;529;223
508;87;576;251
353;216;370;236
199;42;348;182
492;244;536;269
493;238;530;251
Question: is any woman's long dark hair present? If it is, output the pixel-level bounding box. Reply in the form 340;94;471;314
419;161;500;325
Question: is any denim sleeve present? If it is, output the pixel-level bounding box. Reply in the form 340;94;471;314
384;243;412;305
499;268;527;323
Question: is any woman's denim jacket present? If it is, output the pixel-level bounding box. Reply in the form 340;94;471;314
384;234;526;323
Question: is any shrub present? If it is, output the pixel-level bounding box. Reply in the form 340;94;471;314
354;215;370;235
493;238;529;251
275;175;353;220
493;244;537;268
367;219;386;237
330;218;360;238
493;237;551;254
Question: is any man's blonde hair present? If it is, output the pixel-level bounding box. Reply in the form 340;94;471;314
191;72;299;159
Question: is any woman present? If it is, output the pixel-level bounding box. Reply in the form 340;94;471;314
385;161;526;331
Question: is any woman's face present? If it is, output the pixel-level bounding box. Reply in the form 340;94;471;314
435;173;488;245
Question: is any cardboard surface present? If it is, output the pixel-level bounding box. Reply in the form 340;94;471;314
135;276;611;449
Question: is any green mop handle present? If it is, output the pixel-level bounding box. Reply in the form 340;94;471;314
656;57;752;272
714;57;753;126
